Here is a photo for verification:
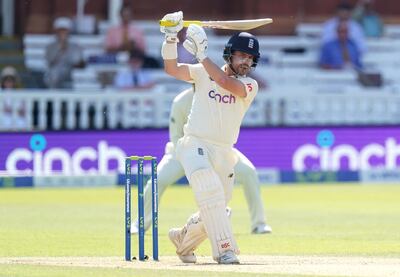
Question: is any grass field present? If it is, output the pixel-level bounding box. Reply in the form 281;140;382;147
0;184;400;277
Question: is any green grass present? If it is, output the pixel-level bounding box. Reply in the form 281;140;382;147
0;184;400;276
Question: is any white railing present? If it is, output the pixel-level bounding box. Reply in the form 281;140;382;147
0;87;175;131
1;86;400;132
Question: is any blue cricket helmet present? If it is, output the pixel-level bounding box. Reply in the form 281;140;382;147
223;32;260;68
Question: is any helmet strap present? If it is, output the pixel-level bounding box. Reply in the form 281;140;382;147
226;55;240;76
228;64;239;76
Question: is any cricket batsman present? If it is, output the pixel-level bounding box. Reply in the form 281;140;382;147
159;10;261;264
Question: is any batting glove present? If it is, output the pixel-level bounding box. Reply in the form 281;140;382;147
160;11;183;43
183;24;208;62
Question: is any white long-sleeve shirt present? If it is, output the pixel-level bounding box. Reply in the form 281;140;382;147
182;64;258;146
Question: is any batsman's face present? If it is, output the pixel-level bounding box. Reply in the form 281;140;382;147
231;51;254;76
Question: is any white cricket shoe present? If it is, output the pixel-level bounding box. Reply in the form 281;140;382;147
217;250;240;264
168;228;197;263
251;223;272;234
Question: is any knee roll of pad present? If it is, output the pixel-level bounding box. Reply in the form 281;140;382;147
189;168;225;207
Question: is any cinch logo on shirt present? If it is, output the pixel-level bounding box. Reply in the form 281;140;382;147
208;90;236;104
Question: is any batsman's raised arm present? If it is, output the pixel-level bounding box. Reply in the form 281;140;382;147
160;11;191;82
160;11;258;98
200;58;247;97
183;24;250;98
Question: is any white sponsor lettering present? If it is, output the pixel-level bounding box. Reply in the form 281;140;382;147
293;138;399;171
5;140;127;175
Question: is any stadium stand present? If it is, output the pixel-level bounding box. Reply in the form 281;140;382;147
0;15;397;132
296;22;400;38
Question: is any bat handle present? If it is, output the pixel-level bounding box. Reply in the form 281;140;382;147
159;20;202;28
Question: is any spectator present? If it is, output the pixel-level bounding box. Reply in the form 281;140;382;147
113;49;155;89
44;17;84;89
1;66;20;89
1;66;28;130
322;2;367;53
105;4;146;53
319;21;363;70
353;0;384;38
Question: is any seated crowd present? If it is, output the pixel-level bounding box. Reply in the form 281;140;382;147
0;0;391;92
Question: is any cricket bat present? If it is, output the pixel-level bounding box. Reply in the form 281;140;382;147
159;18;273;31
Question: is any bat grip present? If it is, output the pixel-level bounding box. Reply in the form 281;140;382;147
159;20;202;28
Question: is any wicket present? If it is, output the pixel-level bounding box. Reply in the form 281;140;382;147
125;155;158;261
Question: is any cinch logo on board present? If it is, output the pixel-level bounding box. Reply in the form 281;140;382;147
292;130;400;171
5;134;127;175
208;90;236;104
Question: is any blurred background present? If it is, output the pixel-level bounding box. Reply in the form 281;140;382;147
1;0;400;187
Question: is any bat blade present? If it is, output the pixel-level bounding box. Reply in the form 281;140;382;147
160;18;273;31
197;18;273;30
